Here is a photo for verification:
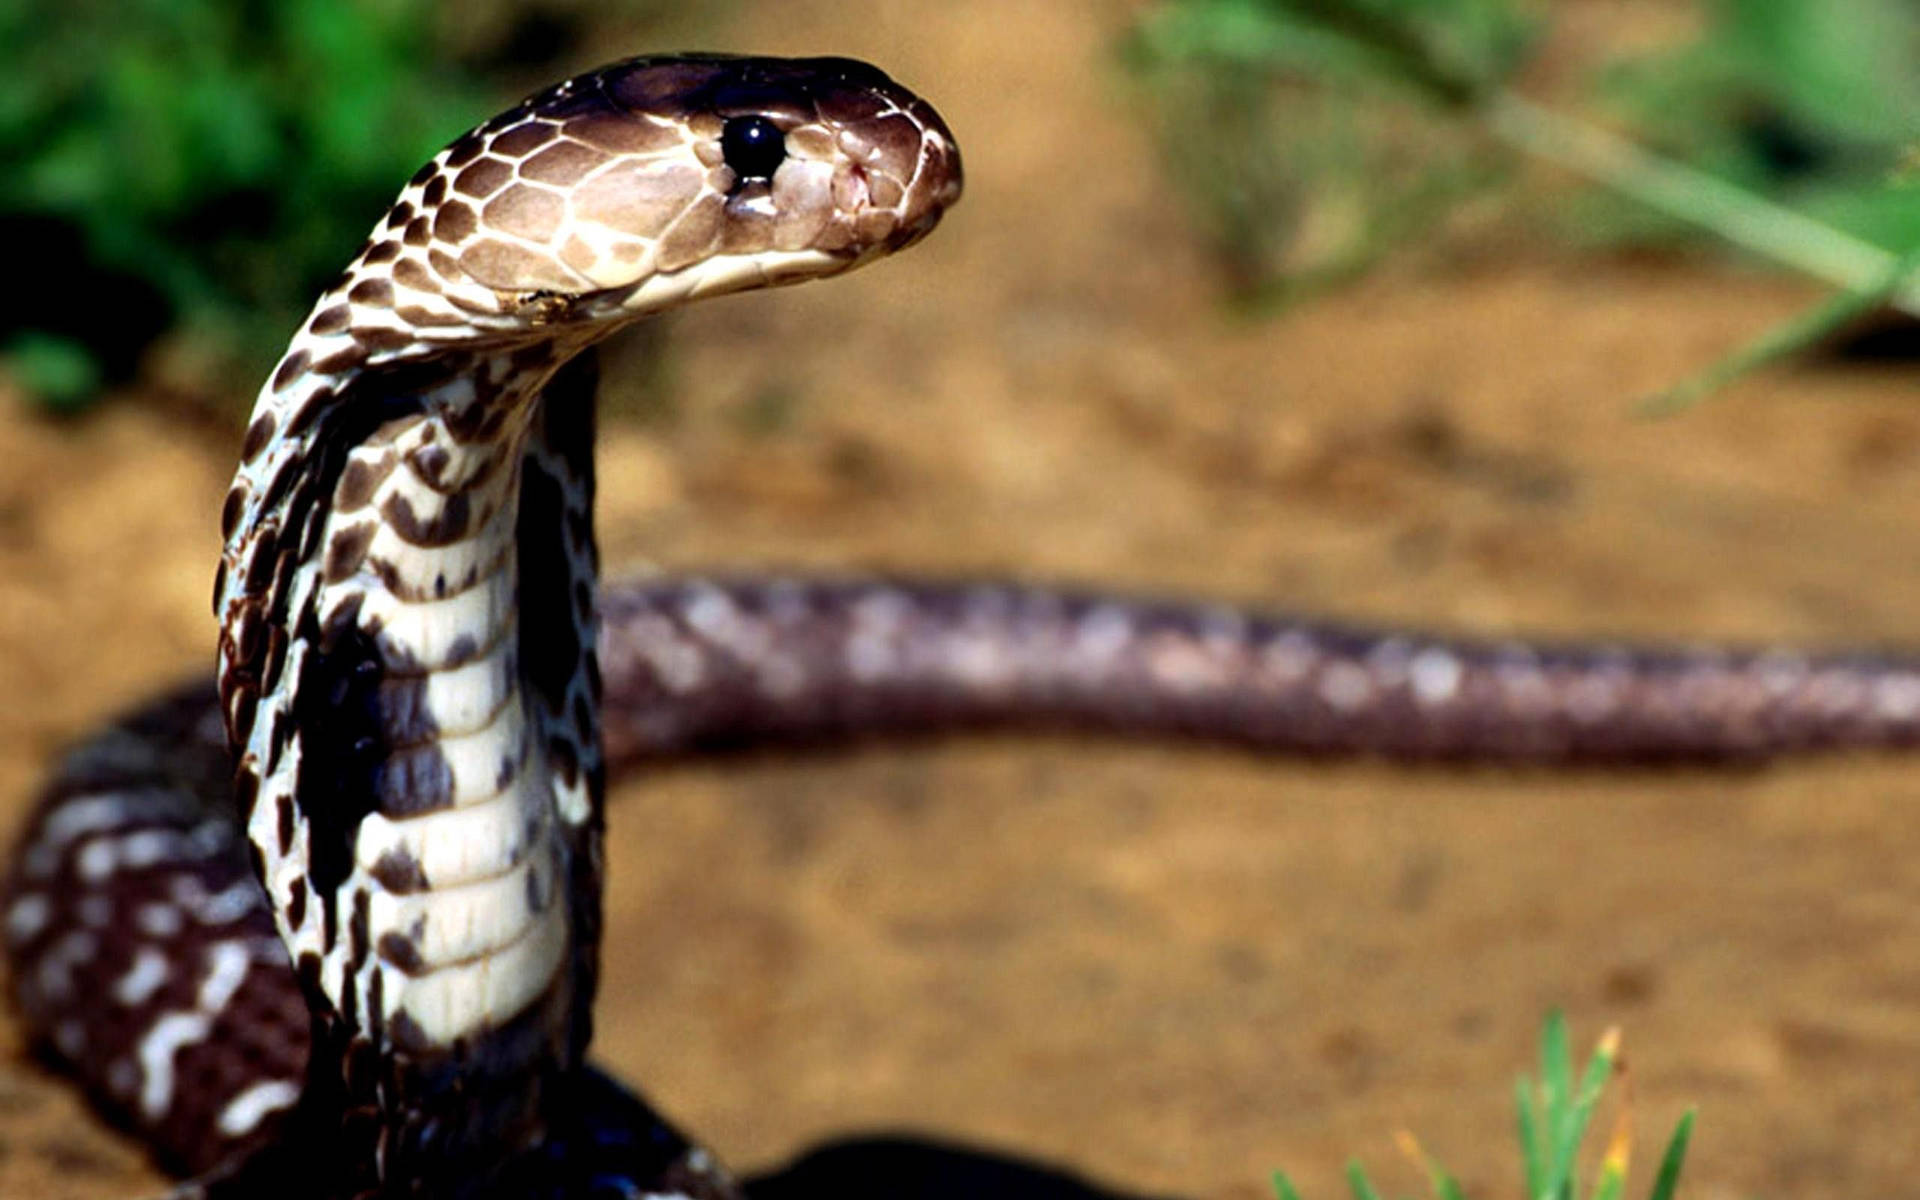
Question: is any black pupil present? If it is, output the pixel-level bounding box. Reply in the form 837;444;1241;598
721;116;786;181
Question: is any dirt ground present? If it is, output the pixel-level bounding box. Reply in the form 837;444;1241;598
5;2;1920;1197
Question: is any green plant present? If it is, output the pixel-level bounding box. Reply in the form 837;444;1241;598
1592;0;1920;254
1124;0;1920;403
1122;0;1537;297
1120;0;1542;297
0;0;686;411
1272;1013;1695;1200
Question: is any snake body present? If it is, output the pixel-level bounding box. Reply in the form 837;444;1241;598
11;49;1920;1199
17;54;959;1198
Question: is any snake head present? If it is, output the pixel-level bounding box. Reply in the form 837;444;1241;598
341;54;962;337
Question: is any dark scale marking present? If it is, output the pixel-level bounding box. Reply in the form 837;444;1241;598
443;632;481;667
309;303;352;335
378;932;425;973
386;201;415;229
311;345;370;378
354;326;414;354
395;261;441;299
243;536;282;595
370;848;428;893
362;240;401;267
388;1009;432;1056
230;608;265;672
349;889;371;968
369;744;456;817
367;960;386;1043
271;349;311;393
221;485;248;541
288;876;308;928
444;133;485;168
242;415;276;464
422;174;448;207
447;393;515;444
278;391;328;443
369;676;451;748
260;624;289;695
232;768;259;823
411;442;452;486
334;458;384;513
323;523;375;583
347;279;391;309
338;958;358;1028
378;483;472;546
264;708;290;772
402;219;432;249
394;304;465;328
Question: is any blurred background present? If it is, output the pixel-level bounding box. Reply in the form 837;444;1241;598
4;1;1920;1196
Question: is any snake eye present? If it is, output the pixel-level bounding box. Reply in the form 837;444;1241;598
720;116;786;181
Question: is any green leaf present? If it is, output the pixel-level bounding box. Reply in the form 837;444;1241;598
1647;1110;1696;1200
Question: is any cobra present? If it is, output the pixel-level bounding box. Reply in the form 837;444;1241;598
19;54;959;1199
13;49;1920;1200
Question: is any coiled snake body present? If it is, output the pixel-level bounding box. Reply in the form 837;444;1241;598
11;51;1920;1199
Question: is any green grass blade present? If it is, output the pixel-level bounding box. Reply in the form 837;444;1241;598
1548;1028;1620;1193
1542;1013;1571;1117
1647;1110;1697;1200
1639;243;1920;416
1345;1160;1386;1200
1539;1014;1574;1199
1516;1074;1546;1199
1484;90;1920;315
1274;1015;1695;1200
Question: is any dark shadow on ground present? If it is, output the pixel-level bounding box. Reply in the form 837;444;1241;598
747;1135;1182;1200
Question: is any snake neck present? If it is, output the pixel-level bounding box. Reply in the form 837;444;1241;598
219;343;606;1192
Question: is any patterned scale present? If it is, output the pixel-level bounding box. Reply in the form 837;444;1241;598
10;48;1920;1200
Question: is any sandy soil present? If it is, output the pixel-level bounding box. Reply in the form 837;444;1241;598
5;2;1920;1197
